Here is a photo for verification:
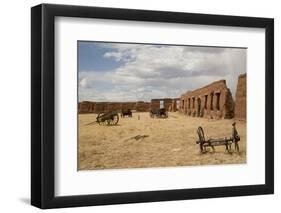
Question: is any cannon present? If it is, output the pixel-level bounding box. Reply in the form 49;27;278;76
121;109;132;118
150;108;168;118
96;111;119;125
196;122;240;154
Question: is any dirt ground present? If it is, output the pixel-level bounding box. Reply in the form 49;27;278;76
78;112;246;170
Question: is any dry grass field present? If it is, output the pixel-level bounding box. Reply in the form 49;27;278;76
78;112;246;170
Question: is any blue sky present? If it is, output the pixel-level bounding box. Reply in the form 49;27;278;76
78;42;123;72
78;41;246;102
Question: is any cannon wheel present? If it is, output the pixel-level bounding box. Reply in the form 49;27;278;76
96;113;106;125
107;114;119;125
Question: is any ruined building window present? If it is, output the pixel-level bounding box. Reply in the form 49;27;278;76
210;93;214;110
160;100;164;109
176;100;180;109
197;98;201;116
215;93;220;110
188;98;190;109
182;100;184;109
192;97;195;108
204;95;208;109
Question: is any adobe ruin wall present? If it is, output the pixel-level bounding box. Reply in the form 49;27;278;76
179;80;235;119
79;75;246;119
234;73;247;120
78;101;149;114
169;98;180;112
79;98;179;114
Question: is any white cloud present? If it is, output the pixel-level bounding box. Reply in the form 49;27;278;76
104;52;123;61
79;44;246;102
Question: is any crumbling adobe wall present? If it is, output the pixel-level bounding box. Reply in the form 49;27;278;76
121;102;137;111
106;102;122;112
136;101;151;112
78;101;95;113
235;73;247;120
163;98;172;111
151;98;174;111
179;80;235;119
151;99;160;110
169;98;180;112
78;101;148;113
106;102;138;112
93;102;107;113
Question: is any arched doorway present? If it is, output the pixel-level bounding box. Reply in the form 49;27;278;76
197;98;201;117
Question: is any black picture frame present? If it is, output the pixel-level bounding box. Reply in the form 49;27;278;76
31;3;274;209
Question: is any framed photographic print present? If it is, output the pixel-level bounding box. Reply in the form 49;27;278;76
31;4;274;209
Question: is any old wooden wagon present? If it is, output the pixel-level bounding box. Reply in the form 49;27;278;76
121;109;132;117
196;122;240;153
150;108;168;118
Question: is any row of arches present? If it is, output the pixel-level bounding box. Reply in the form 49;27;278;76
181;92;221;117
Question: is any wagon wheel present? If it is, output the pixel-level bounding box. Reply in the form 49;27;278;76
234;142;240;153
96;113;102;125
197;126;206;153
225;141;232;154
197;126;205;143
232;126;240;153
107;114;119;125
